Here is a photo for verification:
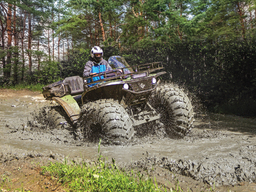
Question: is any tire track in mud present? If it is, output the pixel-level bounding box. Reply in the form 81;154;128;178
133;144;256;186
123;128;256;187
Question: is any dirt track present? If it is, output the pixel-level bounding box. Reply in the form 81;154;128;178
1;89;256;191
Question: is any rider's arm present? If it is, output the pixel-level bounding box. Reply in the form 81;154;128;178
83;61;94;77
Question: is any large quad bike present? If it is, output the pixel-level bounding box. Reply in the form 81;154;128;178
42;56;194;144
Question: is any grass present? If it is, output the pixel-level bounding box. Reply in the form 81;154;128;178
0;83;45;92
42;160;161;191
41;140;163;192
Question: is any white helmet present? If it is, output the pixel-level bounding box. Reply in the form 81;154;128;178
91;46;103;62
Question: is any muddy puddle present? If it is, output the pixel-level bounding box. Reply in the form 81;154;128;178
1;89;256;190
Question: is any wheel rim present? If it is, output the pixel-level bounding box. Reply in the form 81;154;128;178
87;123;104;142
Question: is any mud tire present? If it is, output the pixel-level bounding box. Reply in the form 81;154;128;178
78;99;135;145
150;84;194;137
47;106;70;129
33;106;71;130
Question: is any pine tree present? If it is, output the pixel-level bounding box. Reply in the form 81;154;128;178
190;0;253;40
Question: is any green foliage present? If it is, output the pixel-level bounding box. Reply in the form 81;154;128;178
36;61;62;84
0;48;7;59
121;41;169;65
121;0;194;45
120;39;256;116
102;45;120;59
60;49;90;78
0;83;46;91
189;0;254;40
55;14;88;43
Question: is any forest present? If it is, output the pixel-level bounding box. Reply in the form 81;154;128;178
1;0;256;116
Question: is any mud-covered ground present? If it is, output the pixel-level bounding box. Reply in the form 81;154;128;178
1;89;256;191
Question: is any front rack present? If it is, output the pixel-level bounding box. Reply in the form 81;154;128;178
83;62;164;87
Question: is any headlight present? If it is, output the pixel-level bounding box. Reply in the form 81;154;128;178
123;83;129;89
152;77;157;84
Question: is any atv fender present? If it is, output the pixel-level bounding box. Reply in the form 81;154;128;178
53;95;81;124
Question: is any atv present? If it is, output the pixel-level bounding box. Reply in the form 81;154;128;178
42;56;194;144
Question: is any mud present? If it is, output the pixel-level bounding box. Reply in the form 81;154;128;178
1;89;256;191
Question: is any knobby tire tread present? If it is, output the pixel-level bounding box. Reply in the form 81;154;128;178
78;99;134;145
150;84;194;137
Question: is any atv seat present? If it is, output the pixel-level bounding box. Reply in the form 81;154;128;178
63;76;84;95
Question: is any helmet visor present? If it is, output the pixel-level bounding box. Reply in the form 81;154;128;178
94;53;102;62
94;53;101;57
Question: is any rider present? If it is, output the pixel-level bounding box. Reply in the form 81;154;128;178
83;46;112;85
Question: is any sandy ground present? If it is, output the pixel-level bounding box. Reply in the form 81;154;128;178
1;89;256;191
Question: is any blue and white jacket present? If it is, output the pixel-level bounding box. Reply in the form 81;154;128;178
83;57;112;86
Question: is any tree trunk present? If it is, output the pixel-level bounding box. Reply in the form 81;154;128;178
58;10;60;62
6;3;12;79
255;9;256;25
52;11;54;61
13;5;19;84
89;27;93;46
95;28;97;45
21;12;26;81
97;0;105;42
177;4;183;41
249;8;252;29
67;38;69;60
48;28;51;61
177;25;182;40
71;37;74;54
114;18;116;40
58;36;60;62
0;19;6;76
63;39;64;61
28;13;32;73
37;37;40;71
109;14;112;38
237;2;246;39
